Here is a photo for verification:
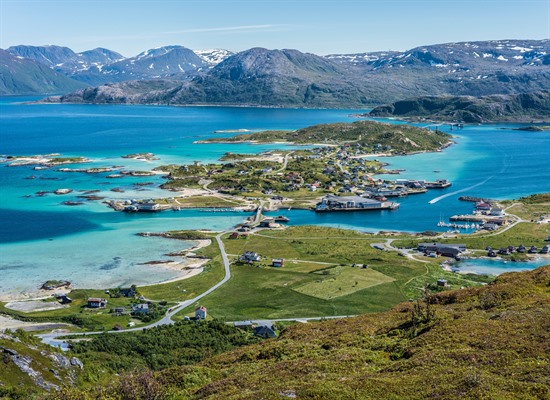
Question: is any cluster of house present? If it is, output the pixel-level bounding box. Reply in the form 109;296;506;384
487;244;549;257
86;297;153;316
463;202;508;231
238;251;285;267
417;243;466;260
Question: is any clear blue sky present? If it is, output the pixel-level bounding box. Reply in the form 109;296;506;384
1;0;549;57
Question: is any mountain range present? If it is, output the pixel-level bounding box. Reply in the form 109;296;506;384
0;49;87;95
2;40;549;107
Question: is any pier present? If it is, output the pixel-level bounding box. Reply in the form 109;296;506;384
450;214;507;223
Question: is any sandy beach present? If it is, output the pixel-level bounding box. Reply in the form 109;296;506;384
0;315;72;332
0;239;214;304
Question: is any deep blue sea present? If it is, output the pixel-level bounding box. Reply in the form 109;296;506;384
1;96;549;297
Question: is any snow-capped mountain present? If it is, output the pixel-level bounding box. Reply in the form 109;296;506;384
86;45;207;81
5;40;550;103
326;40;549;70
0;49;87;95
193;49;234;66
6;45;124;73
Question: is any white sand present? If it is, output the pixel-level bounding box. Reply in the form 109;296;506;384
0;315;71;331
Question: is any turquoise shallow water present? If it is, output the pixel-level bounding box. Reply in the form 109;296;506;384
1;97;549;297
455;257;550;275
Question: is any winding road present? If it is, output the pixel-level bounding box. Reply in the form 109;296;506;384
38;231;233;345
38;202;526;345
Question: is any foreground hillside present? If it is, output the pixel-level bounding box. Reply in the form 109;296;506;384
47;266;550;399
369;91;550;122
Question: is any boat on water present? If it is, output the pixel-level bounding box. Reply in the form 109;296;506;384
315;195;400;212
274;215;290;222
425;179;452;189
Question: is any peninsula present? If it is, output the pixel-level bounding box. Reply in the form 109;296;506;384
367;91;550;123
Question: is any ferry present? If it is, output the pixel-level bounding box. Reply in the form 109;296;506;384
425;179;452;189
315;195;400;212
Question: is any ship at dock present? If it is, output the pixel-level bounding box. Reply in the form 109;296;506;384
424;179;452;189
315;195;399;212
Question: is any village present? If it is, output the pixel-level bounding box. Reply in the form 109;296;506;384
105;141;456;215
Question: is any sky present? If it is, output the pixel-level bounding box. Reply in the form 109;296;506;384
1;0;549;57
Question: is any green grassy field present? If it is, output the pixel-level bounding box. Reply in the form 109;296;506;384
156;195;247;208
191;226;487;320
394;222;549;251
294;266;395;300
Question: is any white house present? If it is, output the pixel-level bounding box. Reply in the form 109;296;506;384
195;305;207;320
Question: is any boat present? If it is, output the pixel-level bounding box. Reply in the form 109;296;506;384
315;196;400;212
54;188;73;195
274;215;289;222
425;179;452;189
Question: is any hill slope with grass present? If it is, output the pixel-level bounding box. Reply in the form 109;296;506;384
204;120;452;152
46;266;549;400
369;91;550;122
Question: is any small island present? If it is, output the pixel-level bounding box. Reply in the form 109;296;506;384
2;154;90;167
122;152;158;161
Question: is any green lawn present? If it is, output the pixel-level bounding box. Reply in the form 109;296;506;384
192;226;485;320
0;225;495;327
294;266;395;299
394;222;549;251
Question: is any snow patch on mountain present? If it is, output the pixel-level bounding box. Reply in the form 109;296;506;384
194;49;234;66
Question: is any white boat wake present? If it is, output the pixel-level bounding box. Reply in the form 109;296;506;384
428;176;493;204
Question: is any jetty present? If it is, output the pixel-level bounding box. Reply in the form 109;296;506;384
450;214;507;223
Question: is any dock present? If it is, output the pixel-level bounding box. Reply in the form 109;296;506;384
450;214;507;223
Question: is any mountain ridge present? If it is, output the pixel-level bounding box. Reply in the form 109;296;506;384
0;49;87;95
4;39;550;104
368;90;550;122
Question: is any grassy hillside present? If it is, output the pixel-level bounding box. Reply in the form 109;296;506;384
44;266;549;399
205;120;451;152
0;330;83;400
369;91;550;122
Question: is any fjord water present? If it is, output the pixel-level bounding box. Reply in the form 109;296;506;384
1;97;549;297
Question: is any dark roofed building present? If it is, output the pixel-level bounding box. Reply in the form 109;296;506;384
254;325;277;338
87;298;107;308
418;243;464;259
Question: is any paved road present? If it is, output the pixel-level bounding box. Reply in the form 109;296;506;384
230;315;357;326
38;231;233;345
274;151;293;173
